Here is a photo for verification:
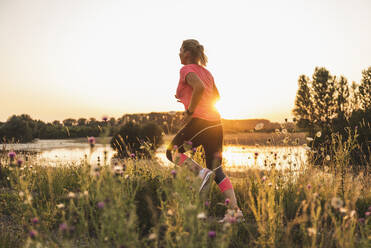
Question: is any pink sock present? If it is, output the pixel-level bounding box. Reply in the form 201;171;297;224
218;177;233;192
174;153;188;165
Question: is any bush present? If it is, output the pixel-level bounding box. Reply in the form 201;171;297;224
110;121;163;158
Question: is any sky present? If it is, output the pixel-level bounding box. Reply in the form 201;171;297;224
0;0;370;122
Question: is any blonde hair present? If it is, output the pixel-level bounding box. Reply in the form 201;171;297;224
182;39;208;66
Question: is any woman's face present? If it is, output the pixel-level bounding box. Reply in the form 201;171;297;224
179;46;189;65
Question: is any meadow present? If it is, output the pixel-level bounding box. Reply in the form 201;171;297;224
0;132;370;248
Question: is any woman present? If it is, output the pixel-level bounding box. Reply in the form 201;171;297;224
166;39;242;216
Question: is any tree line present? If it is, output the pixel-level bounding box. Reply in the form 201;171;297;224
293;66;370;167
0;112;185;143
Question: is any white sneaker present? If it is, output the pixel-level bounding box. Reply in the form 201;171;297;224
199;169;215;194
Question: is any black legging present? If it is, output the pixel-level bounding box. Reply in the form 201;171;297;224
166;118;226;184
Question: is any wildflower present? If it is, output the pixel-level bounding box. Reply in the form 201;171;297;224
365;212;371;217
350;210;357;218
331;197;343;209
261;176;267;182
197;212;207;220
130;153;135;158
326;155;331;161
57;203;65;209
31;217;39;224
307;184;311;190
205;201;210;207
339;208;348;214
268;182;273;187
97;201;105;209
29;230;38;239
167;209;174;216
316;131;322;138
208;231;216;238
306;137;314;141
148;233;157;240
19;191;24;198
68;192;76;199
307;227;316;236
254;123;264;131
358;218;365;223
102;116;108;122
225;198;230;205
83;190;89;197
114;165;123;175
171;169;177;178
59;222;68;231
17;159;23;166
8;151;16;160
88;137;96;148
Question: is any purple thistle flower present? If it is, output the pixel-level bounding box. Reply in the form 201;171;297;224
31;217;39;224
88;137;96;145
29;229;38;239
186;141;192;145
102;116;108;122
358;218;365;223
59;222;68;231
130;153;135;158
192;147;197;153
171;170;177;178
225;198;230;205
365;212;371;217
17;159;23;166
97;201;105;209
173;145;178;150
8;151;16;159
208;230;216;238
307;184;312;190
205;201;210;207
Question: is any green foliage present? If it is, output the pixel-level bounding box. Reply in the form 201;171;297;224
293;66;370;167
110;121;163;158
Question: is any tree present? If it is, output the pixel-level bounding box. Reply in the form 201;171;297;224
77;118;87;126
63;118;77;127
359;66;371;110
293;75;313;129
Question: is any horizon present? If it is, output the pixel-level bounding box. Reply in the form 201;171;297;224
1;0;370;123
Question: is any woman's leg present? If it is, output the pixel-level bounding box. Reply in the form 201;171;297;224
166;119;204;176
202;125;240;210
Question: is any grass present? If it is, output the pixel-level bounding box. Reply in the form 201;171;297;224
0;135;370;248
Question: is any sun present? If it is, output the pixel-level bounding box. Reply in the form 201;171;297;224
215;99;248;120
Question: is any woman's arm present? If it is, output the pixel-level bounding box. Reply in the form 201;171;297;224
185;72;205;113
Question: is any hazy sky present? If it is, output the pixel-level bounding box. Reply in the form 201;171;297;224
1;0;370;122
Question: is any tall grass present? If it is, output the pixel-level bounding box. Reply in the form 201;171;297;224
0;136;370;247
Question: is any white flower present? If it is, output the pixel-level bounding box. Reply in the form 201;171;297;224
306;137;314;141
316;131;322;138
339;207;347;214
331;197;343;209
326;155;331;161
57;203;65;209
254;123;264;131
19;191;24;198
197;212;207;220
68;192;76;199
148;233;157;240
307;227;317;236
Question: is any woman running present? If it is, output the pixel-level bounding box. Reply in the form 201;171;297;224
166;39;241;214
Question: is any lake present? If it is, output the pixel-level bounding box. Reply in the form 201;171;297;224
1;138;307;171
